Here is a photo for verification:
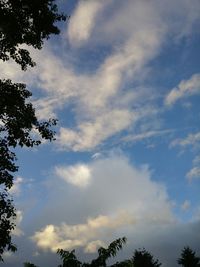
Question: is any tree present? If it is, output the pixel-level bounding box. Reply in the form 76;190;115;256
23;262;38;267
57;237;127;267
0;0;67;260
110;260;133;267
88;237;127;267
178;247;200;267
131;249;162;267
0;191;16;260
57;249;81;267
0;0;66;70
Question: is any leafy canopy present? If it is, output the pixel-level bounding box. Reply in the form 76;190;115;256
178;247;200;267
0;0;66;70
132;248;162;267
0;0;66;261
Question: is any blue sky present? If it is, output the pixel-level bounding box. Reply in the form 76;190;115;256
1;0;200;266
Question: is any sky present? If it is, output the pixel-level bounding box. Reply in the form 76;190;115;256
1;0;200;266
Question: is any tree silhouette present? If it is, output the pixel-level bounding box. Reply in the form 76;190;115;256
110;260;133;267
56;237;127;267
88;237;127;267
132;248;162;267
57;249;81;267
23;262;38;267
178;247;200;267
0;0;66;260
0;0;66;70
0;191;16;260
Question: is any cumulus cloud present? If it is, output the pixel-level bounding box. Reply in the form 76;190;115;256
55;164;91;188
32;212;134;252
31;153;174;254
84;240;106;253
165;73;200;106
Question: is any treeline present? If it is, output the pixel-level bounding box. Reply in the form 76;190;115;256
23;237;200;267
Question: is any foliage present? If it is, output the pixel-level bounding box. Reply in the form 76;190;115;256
0;0;66;70
0;191;16;261
57;249;81;267
22;239;200;267
178;247;200;267
57;237;127;267
132;248;162;267
0;0;66;260
0;80;57;260
88;237;127;267
110;259;133;267
24;262;38;267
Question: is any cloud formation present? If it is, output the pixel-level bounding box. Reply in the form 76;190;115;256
55;164;91;188
170;132;200;148
165;73;200;106
181;200;191;211
31;152;174;254
9;176;23;196
32;212;133;252
1;1;199;153
170;134;200;181
67;0;105;45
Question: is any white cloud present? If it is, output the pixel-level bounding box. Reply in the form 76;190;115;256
181;200;191;211
84;240;106;253
67;0;105;45
165;73;200;106
186;167;200;182
123;129;174;143
32;212;133;252
1;1;199;153
55;164;91;188
12;210;24;237
57;109;135;151
170;134;200;181
170;132;200;148
32;153;174;253
0;1;167;152
9;176;23;196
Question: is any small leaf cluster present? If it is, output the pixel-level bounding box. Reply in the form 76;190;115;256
0;0;67;70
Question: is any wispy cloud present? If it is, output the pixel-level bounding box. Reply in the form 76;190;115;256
165;73;200;106
170;134;200;181
12;210;24;237
9;176;23;196
122;129;174;143
170;132;200;148
186;167;200;182
67;0;106;45
186;155;200;182
1;1;199;152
